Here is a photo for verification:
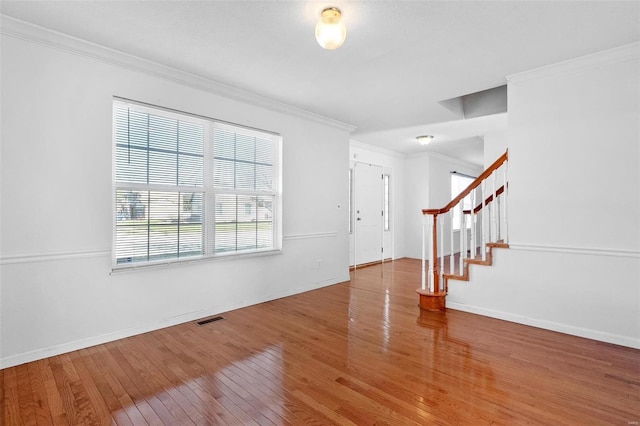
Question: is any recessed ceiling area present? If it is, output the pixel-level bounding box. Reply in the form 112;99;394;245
353;113;508;165
1;1;638;161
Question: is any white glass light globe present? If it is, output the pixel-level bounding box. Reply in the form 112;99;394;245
315;8;346;50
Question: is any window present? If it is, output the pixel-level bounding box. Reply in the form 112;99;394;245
113;99;281;267
451;173;474;230
212;124;278;254
383;174;390;231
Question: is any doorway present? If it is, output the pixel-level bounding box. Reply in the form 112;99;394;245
353;162;383;266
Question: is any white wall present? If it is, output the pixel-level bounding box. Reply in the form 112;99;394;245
403;154;430;259
483;130;508;169
404;153;482;259
448;43;640;348
0;20;352;367
349;141;405;264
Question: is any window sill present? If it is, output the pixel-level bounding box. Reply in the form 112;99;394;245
110;248;283;275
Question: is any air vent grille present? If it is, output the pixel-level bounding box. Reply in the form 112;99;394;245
195;316;225;326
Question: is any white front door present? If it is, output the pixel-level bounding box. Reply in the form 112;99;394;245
354;162;383;266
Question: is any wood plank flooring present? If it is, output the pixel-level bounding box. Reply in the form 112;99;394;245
2;258;639;425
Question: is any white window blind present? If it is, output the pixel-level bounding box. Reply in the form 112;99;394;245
212;125;275;254
113;100;281;267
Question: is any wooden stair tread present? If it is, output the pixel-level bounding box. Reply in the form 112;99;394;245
443;273;468;281
443;243;509;287
467;258;492;266
487;242;509;249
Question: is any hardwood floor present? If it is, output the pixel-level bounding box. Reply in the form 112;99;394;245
2;258;639;425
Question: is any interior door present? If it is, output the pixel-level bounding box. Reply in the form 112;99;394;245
354;162;383;266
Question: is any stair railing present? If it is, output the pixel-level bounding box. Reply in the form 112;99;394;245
417;150;508;311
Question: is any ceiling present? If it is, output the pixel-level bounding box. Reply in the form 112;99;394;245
2;1;639;164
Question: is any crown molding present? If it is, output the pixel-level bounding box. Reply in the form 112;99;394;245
507;41;640;84
349;140;406;159
0;15;357;133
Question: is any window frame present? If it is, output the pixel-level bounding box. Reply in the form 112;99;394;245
112;98;282;270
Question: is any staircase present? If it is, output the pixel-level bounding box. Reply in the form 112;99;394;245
417;151;509;311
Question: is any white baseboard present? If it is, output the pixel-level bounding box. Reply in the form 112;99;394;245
0;275;349;369
447;301;640;350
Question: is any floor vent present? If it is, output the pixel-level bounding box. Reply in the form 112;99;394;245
195;316;224;326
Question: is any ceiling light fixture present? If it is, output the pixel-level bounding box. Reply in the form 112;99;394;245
315;7;346;50
417;135;434;146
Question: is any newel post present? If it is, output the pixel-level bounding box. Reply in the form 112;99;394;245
430;213;440;292
417;210;446;312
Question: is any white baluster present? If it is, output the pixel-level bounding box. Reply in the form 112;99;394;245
449;210;454;275
501;166;504;241
496;195;501;242
470;187;476;259
504;160;509;244
421;215;427;291
492;171;497;243
463;213;468;259
428;215;435;293
440;214;444;289
481;180;487;261
458;201;464;274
